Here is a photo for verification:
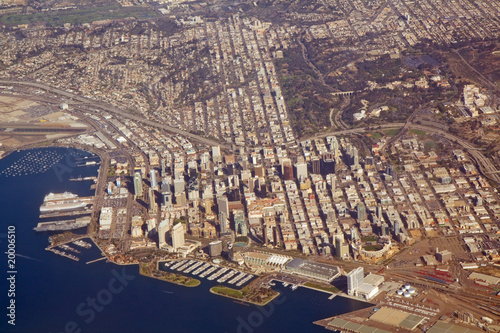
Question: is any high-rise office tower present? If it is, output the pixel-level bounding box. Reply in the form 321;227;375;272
357;202;366;221
219;211;227;234
311;157;321;174
347;267;364;296
171;223;185;250
133;172;143;197
150;169;158;189
295;162;308;181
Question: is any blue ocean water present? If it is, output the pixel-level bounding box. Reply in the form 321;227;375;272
0;148;371;333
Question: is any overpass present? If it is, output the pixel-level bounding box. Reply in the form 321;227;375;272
313;123;500;184
0;80;228;148
331;91;355;97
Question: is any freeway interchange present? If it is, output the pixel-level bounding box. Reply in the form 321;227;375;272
1;79;499;185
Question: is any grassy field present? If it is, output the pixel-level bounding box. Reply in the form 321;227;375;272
384;128;400;136
363;244;384;251
410;129;427;136
303;282;340;293
1;4;158;26
183;279;201;287
367;132;383;139
211;286;244;299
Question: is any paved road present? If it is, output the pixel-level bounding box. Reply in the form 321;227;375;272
2;80;498;183
312;122;500;184
0;80;227;148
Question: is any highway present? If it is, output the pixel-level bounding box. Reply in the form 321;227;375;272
0;80;227;149
2;80;498;183
312;122;500;184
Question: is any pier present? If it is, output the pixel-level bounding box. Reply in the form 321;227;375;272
86;257;107;265
47;248;79;261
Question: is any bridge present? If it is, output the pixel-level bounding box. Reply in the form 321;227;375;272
330;91;354;97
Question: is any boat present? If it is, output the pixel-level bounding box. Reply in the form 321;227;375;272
43;192;78;201
39;192;87;213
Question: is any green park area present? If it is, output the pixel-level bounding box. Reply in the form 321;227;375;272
211;286;244;299
410;129;427;136
1;5;158;26
384;128;400;136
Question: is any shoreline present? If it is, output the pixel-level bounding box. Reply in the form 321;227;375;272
139;269;201;287
0;144;105;162
209;286;281;306
300;283;338;295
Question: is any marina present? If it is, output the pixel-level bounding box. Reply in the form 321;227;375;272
217;270;237;283
236;274;254;287
0;147;374;333
59;244;80;253
0;149;65;178
176;260;194;272
200;266;218;278
208;267;228;281
228;272;247;285
193;262;211;275
73;239;92;248
160;260;256;287
48;248;79;261
184;261;204;273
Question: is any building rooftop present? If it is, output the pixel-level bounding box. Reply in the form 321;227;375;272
286;258;340;279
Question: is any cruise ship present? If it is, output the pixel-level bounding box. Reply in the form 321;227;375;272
43;192;78;201
40;192;87;213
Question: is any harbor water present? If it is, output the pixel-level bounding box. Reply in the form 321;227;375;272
0;148;371;333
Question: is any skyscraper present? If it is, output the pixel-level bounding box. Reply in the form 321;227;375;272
283;165;293;181
347;267;364;296
150;169;158;189
219;211;227;234
335;237;349;259
311;157;321;174
381;223;389;236
208;240;223;257
149;188;157;213
158;220;169;248
212;145;221;162
281;158;291;175
234;210;247;236
172;223;185;251
357;202;366;221
133;172;143;197
174;178;185;194
161;159;166;176
321;159;335;176
161;182;172;208
218;196;229;219
394;220;400;235
295;162;308;181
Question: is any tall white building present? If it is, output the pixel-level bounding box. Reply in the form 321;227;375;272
158;220;170;248
174;178;185;194
347;267;364;296
212;146;221;162
295;162;308;181
172;223;185;251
